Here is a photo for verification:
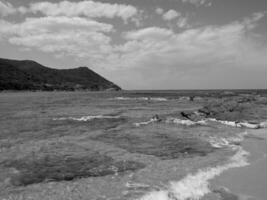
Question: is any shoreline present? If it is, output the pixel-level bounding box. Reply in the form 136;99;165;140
138;131;249;200
211;129;267;200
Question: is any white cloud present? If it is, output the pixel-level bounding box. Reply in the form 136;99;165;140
155;8;164;15
0;1;16;16
116;23;245;70
97;12;267;88
0;16;113;63
163;9;181;21
27;1;139;22
124;27;173;41
243;11;267;29
177;16;190;28
1;16;113;34
0;6;267;89
181;0;211;7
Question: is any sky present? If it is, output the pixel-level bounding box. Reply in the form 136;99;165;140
0;0;267;89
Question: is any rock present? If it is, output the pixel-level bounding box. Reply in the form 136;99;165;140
197;97;254;121
2;152;145;186
92;132;214;160
180;111;204;121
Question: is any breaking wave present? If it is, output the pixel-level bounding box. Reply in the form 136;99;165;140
134;115;267;129
208;132;247;149
134;119;160;127
138;133;250;200
53;115;121;122
113;97;168;101
166;118;207;126
134;117;207;127
134;121;154;127
208;118;267;129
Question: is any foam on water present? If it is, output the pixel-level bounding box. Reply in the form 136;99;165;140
53;115;121;121
208;118;267;129
151;98;168;101
133;116;267;129
178;97;191;101
138;133;250;200
134;118;207;127
114;97;168;101
134;118;159;127
208;132;247;149
166;118;207;126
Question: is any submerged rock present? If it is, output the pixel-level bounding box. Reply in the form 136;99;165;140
134;115;162;127
180;96;266;123
93;132;214;160
2;152;145;186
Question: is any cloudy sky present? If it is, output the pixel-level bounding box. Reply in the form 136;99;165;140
1;0;267;89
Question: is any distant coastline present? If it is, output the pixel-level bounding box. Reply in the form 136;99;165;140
0;57;121;92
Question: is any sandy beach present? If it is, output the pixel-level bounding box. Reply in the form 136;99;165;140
212;129;267;200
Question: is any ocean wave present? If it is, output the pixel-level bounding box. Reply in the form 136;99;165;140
166;118;207;126
178;97;191;101
151;98;168;101
138;133;249;200
208;118;267;129
53;115;121;122
126;182;150;189
134;115;267;129
113;97;168;101
208;132;247;149
134;117;207;127
134;119;160;127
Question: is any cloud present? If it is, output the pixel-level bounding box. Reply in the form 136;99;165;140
177;16;190;28
181;0;211;7
124;27;173;40
0;6;266;89
155;8;182;21
26;1;139;22
0;16;113;63
97;12;267;88
155;8;164;15
242;11;267;29
155;8;190;29
163;10;181;21
116;23;246;69
0;0;16;16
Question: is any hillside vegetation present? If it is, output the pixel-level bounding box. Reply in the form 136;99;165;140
0;58;121;91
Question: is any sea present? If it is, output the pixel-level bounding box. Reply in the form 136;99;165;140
0;90;267;200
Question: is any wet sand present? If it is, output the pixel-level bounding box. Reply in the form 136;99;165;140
212;129;267;200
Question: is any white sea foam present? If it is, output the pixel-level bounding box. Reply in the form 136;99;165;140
134;118;207;127
114;97;137;101
114;97;168;101
208;137;231;148
139;133;249;200
208;132;247;149
166;118;207;126
260;121;267;128
178;97;191;101
151;98;168;102
126;182;150;189
53;115;120;121
208;118;266;129
134;118;160;127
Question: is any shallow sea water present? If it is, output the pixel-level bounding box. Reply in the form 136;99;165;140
0;91;264;200
212;129;267;200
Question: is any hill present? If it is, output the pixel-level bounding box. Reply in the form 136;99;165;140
0;58;121;91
